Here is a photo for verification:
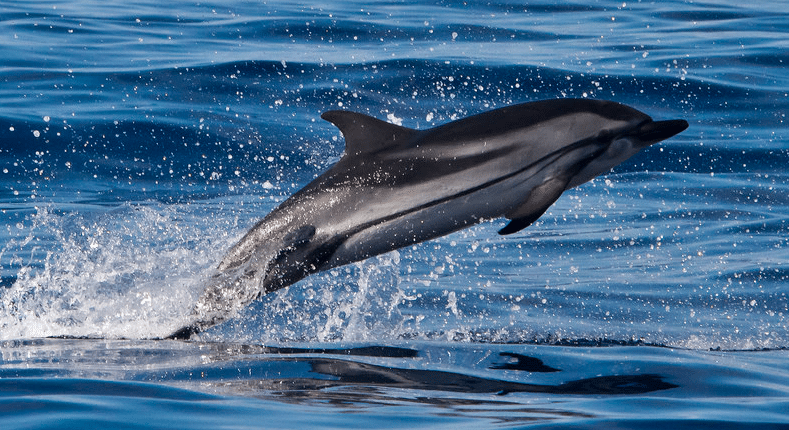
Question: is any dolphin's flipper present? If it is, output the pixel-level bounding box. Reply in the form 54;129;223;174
498;177;568;235
321;111;420;155
498;215;543;236
499;212;548;235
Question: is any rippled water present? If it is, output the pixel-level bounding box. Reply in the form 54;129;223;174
1;0;788;428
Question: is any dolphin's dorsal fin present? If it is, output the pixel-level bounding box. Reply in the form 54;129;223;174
321;110;420;156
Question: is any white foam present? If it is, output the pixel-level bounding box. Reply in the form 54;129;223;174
0;203;242;340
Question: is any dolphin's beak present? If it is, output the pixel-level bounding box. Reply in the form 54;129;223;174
633;119;689;146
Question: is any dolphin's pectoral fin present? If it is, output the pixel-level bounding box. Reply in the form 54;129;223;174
498;213;545;235
321;110;421;156
498;177;568;235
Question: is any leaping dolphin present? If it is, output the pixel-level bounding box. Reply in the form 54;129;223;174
168;99;688;339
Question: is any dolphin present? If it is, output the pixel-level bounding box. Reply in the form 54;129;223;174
168;99;688;339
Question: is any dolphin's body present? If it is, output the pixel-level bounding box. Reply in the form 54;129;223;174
169;99;687;339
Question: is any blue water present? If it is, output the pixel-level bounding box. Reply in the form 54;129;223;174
2;0;788;427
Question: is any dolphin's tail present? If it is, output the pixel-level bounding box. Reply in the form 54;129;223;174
165;267;262;340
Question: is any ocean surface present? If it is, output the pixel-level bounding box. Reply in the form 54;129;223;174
2;0;788;428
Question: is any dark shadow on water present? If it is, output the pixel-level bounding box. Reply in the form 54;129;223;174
261;345;419;358
216;356;678;424
490;352;560;373
235;357;677;396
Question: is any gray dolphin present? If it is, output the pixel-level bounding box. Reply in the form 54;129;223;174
168;99;687;339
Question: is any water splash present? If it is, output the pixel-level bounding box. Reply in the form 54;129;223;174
208;251;410;344
3;193;787;351
0;203;238;339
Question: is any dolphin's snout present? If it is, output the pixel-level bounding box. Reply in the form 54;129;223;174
634;119;689;144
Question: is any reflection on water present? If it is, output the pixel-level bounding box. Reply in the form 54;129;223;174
3;338;789;425
231;356;676;394
1;338;675;425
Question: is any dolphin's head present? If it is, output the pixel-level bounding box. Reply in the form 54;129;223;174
566;115;688;189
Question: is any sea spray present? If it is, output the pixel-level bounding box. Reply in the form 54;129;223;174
0;203;238;339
